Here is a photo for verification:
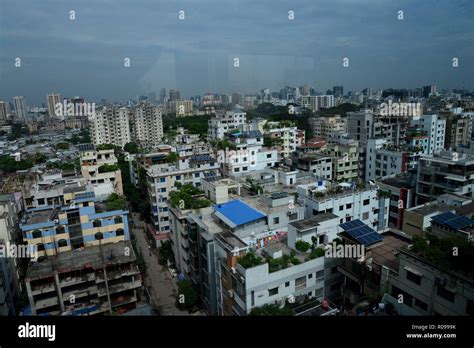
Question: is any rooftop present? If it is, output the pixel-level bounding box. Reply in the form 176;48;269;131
27;241;136;280
370;231;411;272
22;208;59;225
290;213;338;231
214;200;266;227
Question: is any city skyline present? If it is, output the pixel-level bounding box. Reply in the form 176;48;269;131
0;0;473;105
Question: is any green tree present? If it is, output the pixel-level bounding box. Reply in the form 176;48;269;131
124;142;140;154
106;193;127;211
176;279;198;309
98;163;119;173
165;152;178;163
249;304;293;316
55;142;70;150
295;240;311;253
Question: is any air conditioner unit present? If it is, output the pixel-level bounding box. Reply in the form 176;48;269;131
231;267;236;274
240;276;245;283
227;289;233;298
54;219;59;224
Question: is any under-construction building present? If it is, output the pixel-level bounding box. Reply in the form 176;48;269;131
24;240;143;316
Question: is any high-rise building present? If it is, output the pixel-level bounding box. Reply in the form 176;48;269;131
333;86;344;96
130;104;164;148
0;101;7;121
411;114;446;155
47;93;61;117
159;88;167;104
169;89;180;102
231;92;243;106
172;100;193;117
423;85;437;98
91;106;131;148
13;96;27;122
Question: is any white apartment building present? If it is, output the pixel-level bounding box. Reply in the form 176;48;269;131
300;95;335;112
146;154;219;234
365;139;410;181
208;109;247;140
91;106;131;148
221;130;278;176
130;104;163;149
296;155;333;180
297;181;390;231
13;96;27;122
411;114;446;155
47;93;61;118
78;144;124;200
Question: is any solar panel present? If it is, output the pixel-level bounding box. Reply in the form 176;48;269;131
432;211;474;230
339;219;383;246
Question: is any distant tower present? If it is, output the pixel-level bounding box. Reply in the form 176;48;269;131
13;96;27;122
47;93;61;117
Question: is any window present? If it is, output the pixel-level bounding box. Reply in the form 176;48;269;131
308;273;313;279
234;168;240;173
406;270;422;285
95;232;103;240
32;230;42;239
363;199;370;206
316;270;325;280
289;213;298;221
273;217;280;224
116;228;125;236
37;243;45;251
56;226;65;235
285;281;290;287
362;212;369;220
436;286;455;303
295;276;306;291
114;216;123;224
160;188;167;192
160;178;166;183
251;291;255;306
176;175;181;180
339;205;344;211
466;299;474;315
268;287;279;296
414;298;428;312
194;173;200;178
83;202;89;207
346;204;352;209
331;266;338;274
266;154;271;158
57;239;68;248
93;220;102;228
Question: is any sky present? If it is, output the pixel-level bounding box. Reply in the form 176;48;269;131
0;0;473;105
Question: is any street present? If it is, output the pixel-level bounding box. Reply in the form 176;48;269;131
130;212;191;315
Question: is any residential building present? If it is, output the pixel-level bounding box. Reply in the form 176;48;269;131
13;96;27;122
79;144;124;199
20;190;130;258
172;100;193;117
47;93;61;118
411;114;446;155
375;175;416;229
24;241;142;316
416;151;474;204
146;154;219;234
91;106;131;148
297;181;390;231
130;103;163;149
208;109;247;140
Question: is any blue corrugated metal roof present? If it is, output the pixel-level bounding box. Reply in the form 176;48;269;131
214;200;266;226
